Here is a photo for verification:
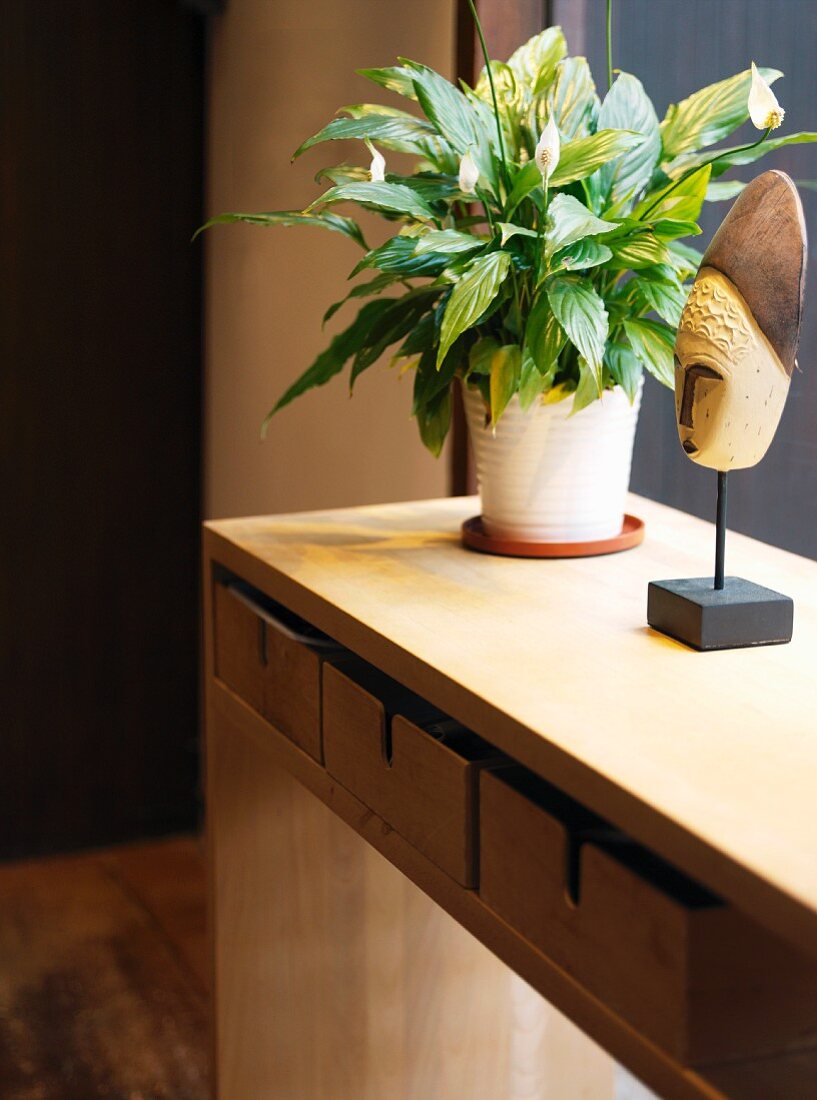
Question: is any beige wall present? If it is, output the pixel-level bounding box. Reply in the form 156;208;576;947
204;0;455;520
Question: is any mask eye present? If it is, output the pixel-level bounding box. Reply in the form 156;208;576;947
679;364;722;429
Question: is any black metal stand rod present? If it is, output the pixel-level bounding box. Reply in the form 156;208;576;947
715;470;728;591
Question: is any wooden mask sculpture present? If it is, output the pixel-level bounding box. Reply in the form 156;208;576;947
648;170;807;651
674;170;806;471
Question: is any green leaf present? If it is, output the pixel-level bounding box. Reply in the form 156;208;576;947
660;66;782;158
696;131;817;178
473;60;519;109
507;26;567;94
650;218;701;240
490;345;522;426
352;234;449;277
631;275;687;326
194;209;367;248
292;114;437;159
594;73;660;206
314;164;370;186
264;299;396;427
623;317;675;387
402;58;498;191
549;128;644;187
339;103;413;119
413;344;461;414
350;291;439;387
607;232;670;269
399;311;436;357
322;271;400;325
416;386;452;457
400;58;480;154
505;161;543;217
546;57;599;140
470;62;524;159
547;275;608;385
705;180;746;201
311;181;437;222
436;251;512;369
386;173;462;203
666;239;704;277
635;164;711;222
497;222;538;246
468;336;500;377
518;352;550;410
555;237;613;270
524;294;566;375
605;343;643;403
572;356;604;413
355;65;418;99
546;193;620;255
414;229;485;256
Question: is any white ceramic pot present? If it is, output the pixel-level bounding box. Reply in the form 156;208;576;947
463;380;643;543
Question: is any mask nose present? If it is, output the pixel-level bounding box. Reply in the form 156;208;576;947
679;364;722;429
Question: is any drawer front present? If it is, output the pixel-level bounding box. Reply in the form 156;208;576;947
323;661;503;886
480;767;817;1065
214;579;265;713
213;578;338;762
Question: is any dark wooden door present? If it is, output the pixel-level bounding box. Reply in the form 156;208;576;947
553;0;817;558
0;2;204;857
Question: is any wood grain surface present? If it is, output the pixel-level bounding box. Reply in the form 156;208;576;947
701;171;806;376
208;704;615;1100
204;494;817;959
0;838;208;1099
208;679;817;1100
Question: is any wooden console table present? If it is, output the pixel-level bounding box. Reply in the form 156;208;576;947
203;495;817;1099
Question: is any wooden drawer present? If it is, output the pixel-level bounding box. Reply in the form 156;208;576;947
323;660;504;886
213;577;342;762
480;766;817;1066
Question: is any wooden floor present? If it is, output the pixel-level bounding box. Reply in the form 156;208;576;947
0;836;210;1099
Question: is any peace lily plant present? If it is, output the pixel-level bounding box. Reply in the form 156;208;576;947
201;2;814;533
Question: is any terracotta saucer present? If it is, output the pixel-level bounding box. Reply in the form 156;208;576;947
461;514;645;559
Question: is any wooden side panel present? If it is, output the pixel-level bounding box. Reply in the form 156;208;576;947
208;708;615;1100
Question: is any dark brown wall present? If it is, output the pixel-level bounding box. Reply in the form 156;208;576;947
554;0;817;558
0;2;204;857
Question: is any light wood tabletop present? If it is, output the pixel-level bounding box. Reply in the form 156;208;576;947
205;493;817;959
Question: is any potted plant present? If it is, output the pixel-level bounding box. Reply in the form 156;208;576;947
200;1;812;543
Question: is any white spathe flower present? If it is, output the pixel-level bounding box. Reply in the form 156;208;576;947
748;62;784;130
365;138;386;182
535;117;560;180
458;149;480;194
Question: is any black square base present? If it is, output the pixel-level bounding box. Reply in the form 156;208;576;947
647;577;793;651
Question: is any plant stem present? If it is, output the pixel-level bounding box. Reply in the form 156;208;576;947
640;128;771;220
606;0;613;93
466;0;511;193
475;186;497;235
535;176;549;282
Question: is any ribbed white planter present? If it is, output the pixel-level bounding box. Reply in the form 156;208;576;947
463;380;643;543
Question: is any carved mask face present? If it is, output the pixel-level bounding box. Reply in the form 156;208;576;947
674;267;791;471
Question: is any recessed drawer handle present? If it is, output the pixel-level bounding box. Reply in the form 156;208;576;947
227;583;343;651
